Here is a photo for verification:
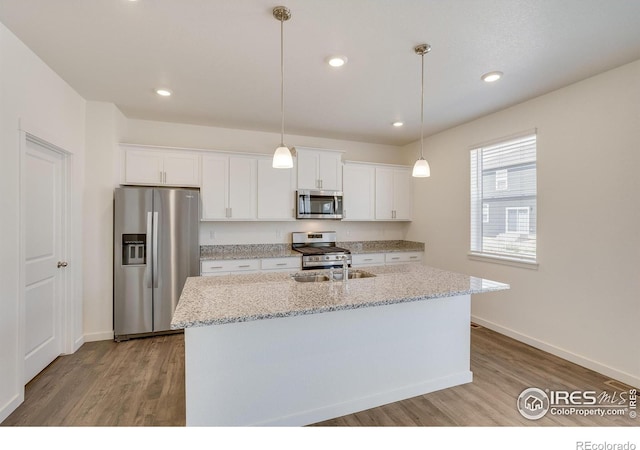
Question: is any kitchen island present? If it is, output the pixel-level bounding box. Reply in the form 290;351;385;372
171;264;509;426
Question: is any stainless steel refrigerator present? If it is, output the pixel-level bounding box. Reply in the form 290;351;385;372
113;187;199;341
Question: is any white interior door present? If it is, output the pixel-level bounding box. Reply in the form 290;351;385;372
24;136;66;383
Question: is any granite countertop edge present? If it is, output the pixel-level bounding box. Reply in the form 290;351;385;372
171;264;509;329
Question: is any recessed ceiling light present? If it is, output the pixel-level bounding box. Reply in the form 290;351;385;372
392;121;404;127
327;56;348;67
156;88;172;97
481;71;503;83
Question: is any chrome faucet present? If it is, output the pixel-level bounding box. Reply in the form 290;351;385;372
341;255;349;282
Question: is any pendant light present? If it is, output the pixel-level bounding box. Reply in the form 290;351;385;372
272;6;293;169
412;43;431;178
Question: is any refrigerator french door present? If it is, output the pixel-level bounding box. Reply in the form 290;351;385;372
114;187;199;341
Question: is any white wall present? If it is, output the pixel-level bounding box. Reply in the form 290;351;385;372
83;102;127;342
0;23;86;422
406;60;640;388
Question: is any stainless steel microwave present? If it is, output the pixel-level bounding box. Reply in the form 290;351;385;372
296;190;343;220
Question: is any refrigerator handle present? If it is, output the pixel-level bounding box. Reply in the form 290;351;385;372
145;212;153;288
153;211;159;288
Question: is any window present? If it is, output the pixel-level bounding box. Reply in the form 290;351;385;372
470;132;537;263
495;169;508;191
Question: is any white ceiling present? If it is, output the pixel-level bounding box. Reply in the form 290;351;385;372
1;0;640;146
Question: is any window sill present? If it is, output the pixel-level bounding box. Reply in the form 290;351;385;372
468;252;538;270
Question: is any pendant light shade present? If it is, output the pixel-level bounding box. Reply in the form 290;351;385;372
412;43;431;178
273;145;293;168
412;157;431;177
272;6;293;169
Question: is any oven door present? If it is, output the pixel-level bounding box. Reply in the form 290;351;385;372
297;190;343;219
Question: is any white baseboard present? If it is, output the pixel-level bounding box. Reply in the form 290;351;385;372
471;315;640;389
83;330;114;343
0;391;23;424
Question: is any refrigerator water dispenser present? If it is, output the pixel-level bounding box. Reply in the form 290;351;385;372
122;234;146;265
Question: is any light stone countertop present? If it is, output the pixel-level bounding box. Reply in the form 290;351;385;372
171;264;509;329
199;240;425;261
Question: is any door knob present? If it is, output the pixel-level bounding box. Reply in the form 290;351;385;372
57;261;68;268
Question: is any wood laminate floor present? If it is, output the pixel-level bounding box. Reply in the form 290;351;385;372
1;326;636;426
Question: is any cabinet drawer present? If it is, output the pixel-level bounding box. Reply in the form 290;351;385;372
351;253;385;266
201;259;261;274
385;251;423;264
261;257;301;271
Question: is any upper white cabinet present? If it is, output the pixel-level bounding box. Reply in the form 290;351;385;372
342;162;375;221
122;145;201;187
294;147;343;191
375;166;413;221
201;154;257;220
257;157;296;220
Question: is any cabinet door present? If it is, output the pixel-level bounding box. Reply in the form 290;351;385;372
374;167;394;220
296;150;319;190
228;157;257;220
124;149;164;185
318;152;342;190
343;164;375;220
257;158;295;220
164;153;201;186
201;155;229;220
393;167;413;220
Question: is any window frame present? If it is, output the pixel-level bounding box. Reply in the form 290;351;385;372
469;131;538;268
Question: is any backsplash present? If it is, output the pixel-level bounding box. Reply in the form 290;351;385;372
199;220;410;245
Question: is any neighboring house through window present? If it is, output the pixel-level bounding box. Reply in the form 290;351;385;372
470;132;537;263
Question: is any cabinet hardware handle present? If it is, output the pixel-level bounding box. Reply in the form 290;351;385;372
210;266;223;269
364;258;373;261
229;207;232;218
164;171;167;183
160;171;163;183
276;263;287;266
410;256;418;259
391;257;400;260
238;265;251;268
57;261;68;268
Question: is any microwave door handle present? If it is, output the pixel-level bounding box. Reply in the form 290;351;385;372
334;195;339;216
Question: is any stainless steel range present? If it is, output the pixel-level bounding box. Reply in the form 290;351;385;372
292;231;352;270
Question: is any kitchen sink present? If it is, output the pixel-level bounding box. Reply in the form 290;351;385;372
290;270;376;282
290;274;331;283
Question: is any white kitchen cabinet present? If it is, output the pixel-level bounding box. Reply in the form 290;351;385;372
257;157;296;220
261;257;301;272
351;251;423;267
200;259;261;276
122;145;201;187
201;154;257;220
351;253;385;267
375;166;413;220
294;147;343;191
384;251;423;264
342;162;376;221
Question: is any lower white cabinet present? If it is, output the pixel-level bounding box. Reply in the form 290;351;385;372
201;257;300;276
351;251;423;267
200;259;261;276
351;253;385;267
261;257;301;272
385;251;423;264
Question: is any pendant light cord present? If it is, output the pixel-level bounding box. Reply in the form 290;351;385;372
280;16;285;147
420;51;424;159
